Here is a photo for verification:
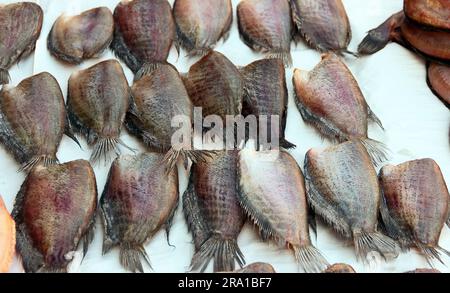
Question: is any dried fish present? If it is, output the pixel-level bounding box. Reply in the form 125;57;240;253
100;153;179;273
67;59;131;163
238;149;329;273
183;151;246;272
290;0;352;54
323;263;356;273
47;7;114;64
0;2;43;85
427;62;450;107
379;159;450;265
404;0;450;31
233;262;276;273
12;160;98;273
0;72;78;171
111;0;175;80
174;0;232;56
0;195;15;273
304;141;399;262
405;268;441;273
237;0;293;66
293;53;387;166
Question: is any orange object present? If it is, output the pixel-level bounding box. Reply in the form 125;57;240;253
0;196;15;273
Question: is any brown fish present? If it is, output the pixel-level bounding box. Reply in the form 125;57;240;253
405;268;441;273
427;62;450;107
183;151;246;272
233;262;276;273
111;0;175;80
67;59;131;163
304;141;399;262
323;263;356;273
293;53;387;166
0;195;15;273
0;72;78;171
237;0;293;66
0;2;43;85
12;160;98;273
379;159;450;265
238;149;329;273
404;0;450;31
174;0;232;56
47;7;114;64
290;0;352;54
100;153;179;273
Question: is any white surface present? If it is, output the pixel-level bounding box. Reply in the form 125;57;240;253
1;0;449;273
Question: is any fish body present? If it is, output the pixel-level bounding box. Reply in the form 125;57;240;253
323;263;356;273
233;262;276;273
427;62;450;107
100;153;179;273
12;160;98;273
0;196;15;273
404;0;450;31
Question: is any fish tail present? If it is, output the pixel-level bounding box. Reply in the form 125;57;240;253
0;68;10;85
280;138;296;149
353;231;400;262
187;48;212;58
134;62;161;81
190;235;245;273
119;243;151;273
357;31;390;56
20;155;59;172
266;51;292;68
293;245;329;273
416;242;450;266
163;148;216;173
342;49;359;58
360;138;389;167
91;137;134;164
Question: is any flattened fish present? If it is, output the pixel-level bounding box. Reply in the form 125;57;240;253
237;0;293;66
67;59;131;163
323;263;356;273
101;153;179;273
379;159;450;265
427;62;450;107
0;2;43;84
12;160;97;273
290;0;352;54
238;149;329;272
0;195;15;273
0;72;78;171
174;0;232;56
183;151;246;272
111;0;175;80
233;262;276;273
47;7;114;64
293;53;387;166
304;141;399;262
404;0;450;31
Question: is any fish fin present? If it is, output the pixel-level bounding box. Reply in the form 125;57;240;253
119;243;152;273
416;242;450;267
20;155;59;173
367;105;385;130
360;138;389;167
190;234;245;273
163;149;215;174
342;49;359;58
134;62;161;82
82;215;96;260
90;137;121;164
280;138;296;149
0;68;10;85
266;52;292;68
186;48;212;58
110;27;141;73
353;231;400;262
164;194;179;248
64;115;82;149
293;245;329;273
308;204;317;240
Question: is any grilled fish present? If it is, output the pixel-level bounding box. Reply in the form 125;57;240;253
0;195;15;273
323;263;356;273
427;62;450;107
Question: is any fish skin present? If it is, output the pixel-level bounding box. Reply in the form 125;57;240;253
100;153;179;273
427;62;450;108
0;195;15;273
323;263;356;273
183;151;246;273
293;53;387;166
379;158;450;265
304;141;399;262
404;0;450;31
237;0;293;66
0;2;43;85
0;72;77;171
290;0;351;53
241;58;295;149
67;59;131;163
174;0;232;56
12;160;98;273
111;0;175;79
238;149;329;273
233;262;276;273
47;7;114;64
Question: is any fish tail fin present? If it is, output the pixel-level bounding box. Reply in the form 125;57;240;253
0;68;10;85
266;51;292;68
163;148;215;173
119;243;152;273
90;137;134;164
134;62;161;81
190;235;245;273
342;49;359;58
360;138;389;167
353;231;399;262
280;138;296;149
187;48;211;58
416;242;450;266
20;155;59;172
293;245;329;273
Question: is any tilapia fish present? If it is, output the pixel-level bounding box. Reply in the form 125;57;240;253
67;59;131;163
183;151;246;272
293;53;387;165
12;160;97;273
47;7;114;64
101;153;179;273
238;149;329;273
0;2;43;85
237;0;293;66
304;141;399;262
322;263;356;273
233;262;276;273
111;0;175;80
290;0;352;54
0;72;78;171
427;62;450;107
0;196;15;273
174;0;232;56
379;159;450;265
404;0;450;31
